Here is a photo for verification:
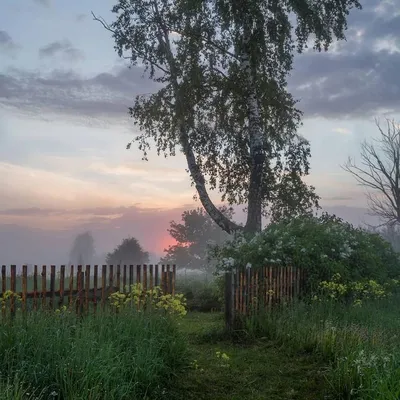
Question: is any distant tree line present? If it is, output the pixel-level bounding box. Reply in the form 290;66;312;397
68;232;149;266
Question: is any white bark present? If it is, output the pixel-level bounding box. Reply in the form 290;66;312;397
240;28;266;233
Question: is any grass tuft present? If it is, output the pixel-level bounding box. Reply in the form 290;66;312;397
0;309;189;400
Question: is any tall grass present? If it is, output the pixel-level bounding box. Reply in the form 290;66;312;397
242;296;400;399
0;310;189;400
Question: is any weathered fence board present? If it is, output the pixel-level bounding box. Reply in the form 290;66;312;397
225;266;306;329
0;264;176;317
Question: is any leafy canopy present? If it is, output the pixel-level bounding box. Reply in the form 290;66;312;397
161;206;233;271
106;237;150;265
95;0;361;231
210;213;400;288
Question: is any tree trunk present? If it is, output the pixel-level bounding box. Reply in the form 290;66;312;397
179;126;241;234
241;31;265;234
156;18;242;235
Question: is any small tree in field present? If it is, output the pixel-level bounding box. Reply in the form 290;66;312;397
93;0;361;235
160;206;233;272
69;232;95;266
343;118;400;226
106;237;149;265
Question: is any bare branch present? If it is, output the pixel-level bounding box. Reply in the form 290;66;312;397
342;118;400;226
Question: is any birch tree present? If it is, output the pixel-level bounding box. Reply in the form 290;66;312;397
93;0;361;234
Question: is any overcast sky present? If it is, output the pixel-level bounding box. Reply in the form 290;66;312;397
0;0;399;264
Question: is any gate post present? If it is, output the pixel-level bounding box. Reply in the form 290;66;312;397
224;270;235;331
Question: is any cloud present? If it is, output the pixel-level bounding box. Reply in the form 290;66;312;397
76;14;87;22
88;162;187;183
38;39;85;61
33;0;51;6
289;3;400;118
0;161;132;211
322;196;354;201
0;30;20;57
0;66;161;123
2;0;400;122
332;128;352;135
0;208;65;217
0;160;194;214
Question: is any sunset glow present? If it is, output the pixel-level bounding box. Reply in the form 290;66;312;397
0;0;399;264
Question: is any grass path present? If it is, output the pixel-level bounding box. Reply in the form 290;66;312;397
167;313;330;400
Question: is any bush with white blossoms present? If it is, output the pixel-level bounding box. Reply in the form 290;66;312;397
209;213;400;289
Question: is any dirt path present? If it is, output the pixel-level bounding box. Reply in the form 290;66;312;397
166;313;329;400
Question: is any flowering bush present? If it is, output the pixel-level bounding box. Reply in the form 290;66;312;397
109;283;187;317
215;351;231;368
1;290;22;310
210;213;400;289
312;273;400;306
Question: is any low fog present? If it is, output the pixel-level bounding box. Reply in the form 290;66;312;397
0;205;383;267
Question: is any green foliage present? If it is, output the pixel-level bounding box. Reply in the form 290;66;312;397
0;311;188;399
99;0;360;233
109;283;187;317
106;237;149;265
1;290;21;311
161;207;233;272
175;276;223;312
242;295;400;399
211;213;400;289
312;273;400;307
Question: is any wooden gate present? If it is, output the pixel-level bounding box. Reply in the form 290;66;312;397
224;266;306;329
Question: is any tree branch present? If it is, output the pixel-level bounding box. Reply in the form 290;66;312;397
91;11;170;75
342;118;400;225
150;1;241;234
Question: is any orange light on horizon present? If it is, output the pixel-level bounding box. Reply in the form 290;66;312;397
156;235;177;254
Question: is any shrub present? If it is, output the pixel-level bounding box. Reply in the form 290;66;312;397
109;283;187;316
312;273;400;307
210;213;400;291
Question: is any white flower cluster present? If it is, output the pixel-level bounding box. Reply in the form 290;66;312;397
221;257;236;268
352;349;393;377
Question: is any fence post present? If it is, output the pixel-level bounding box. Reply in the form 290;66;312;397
172;265;176;296
10;265;16;319
50;265;55;310
22;265;27;315
2;265;6;319
225;270;235;331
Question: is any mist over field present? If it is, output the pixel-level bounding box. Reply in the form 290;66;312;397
0;205;379;266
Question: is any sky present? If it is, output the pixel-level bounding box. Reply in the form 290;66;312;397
0;0;399;264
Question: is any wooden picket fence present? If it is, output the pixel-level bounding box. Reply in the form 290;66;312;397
224;266;306;329
0;264;176;317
